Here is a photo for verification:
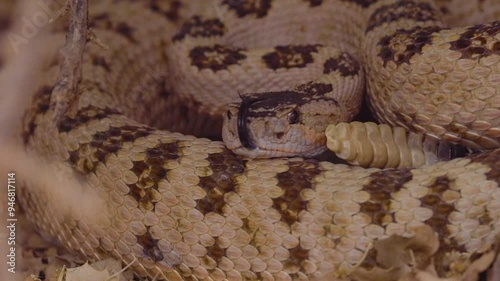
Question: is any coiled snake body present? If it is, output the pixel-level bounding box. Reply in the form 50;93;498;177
16;0;500;280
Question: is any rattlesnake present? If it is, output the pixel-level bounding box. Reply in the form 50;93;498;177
8;0;500;280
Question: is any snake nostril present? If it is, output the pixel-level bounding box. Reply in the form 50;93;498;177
226;110;233;120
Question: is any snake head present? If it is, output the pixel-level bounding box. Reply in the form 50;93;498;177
222;90;350;158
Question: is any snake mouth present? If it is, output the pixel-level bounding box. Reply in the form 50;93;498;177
237;96;258;150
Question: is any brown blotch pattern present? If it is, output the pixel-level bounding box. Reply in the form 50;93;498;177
478;211;493;225
295;82;335;97
284;244;310;272
189;45;247;72
22;85;53;145
470;149;500;185
137;228;164;262
366;0;438;32
360;168;413;224
89;15;136;42
147;0;182;22
90;13;111;29
127;141;179;211
303;0;323;7
323;52;361;76
222;0;272;18
58;106;121;133
449;21;500;60
439;6;449;15
422;176;464;252
205;238;225;263
92;55;111;72
423;176;467;274
173;16;225;41
67;124;153;176
359;168;412;269
340;0;377;8
196;150;247;215
274;160;321;225
378;26;442;66
115;22;136;42
262;45;320;70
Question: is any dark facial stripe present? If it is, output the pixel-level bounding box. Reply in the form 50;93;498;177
237;96;258;150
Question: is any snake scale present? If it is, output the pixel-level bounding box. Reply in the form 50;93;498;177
7;0;500;280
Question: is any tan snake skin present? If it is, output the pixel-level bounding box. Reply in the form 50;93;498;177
10;0;500;280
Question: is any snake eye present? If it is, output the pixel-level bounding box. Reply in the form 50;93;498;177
226;109;233;120
287;109;300;124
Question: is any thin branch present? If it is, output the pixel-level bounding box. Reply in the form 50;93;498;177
51;0;88;122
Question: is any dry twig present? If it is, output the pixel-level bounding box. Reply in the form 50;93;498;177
51;0;88;123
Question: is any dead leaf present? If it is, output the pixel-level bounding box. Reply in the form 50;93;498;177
90;258;132;281
412;270;457;281
62;262;116;281
351;225;439;281
487;252;500;281
460;250;495;281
